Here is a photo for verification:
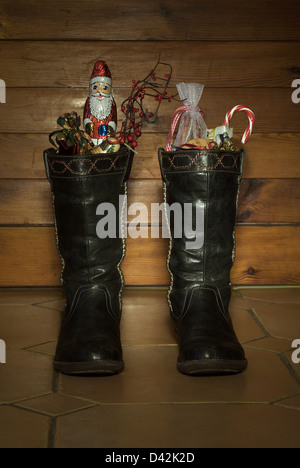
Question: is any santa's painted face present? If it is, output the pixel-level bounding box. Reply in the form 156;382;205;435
90;81;112;97
89;80;114;121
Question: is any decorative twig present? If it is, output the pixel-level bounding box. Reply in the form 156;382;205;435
110;59;178;149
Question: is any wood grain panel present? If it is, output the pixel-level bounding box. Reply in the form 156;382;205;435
0;226;299;286
1;178;300;226
1;41;299;88
1;0;300;41
237;179;300;224
0;0;299;288
0;133;299;180
233;226;300;285
0;88;299;134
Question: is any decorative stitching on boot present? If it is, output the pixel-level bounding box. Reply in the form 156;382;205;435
117;182;128;310
161;151;242;172
163;182;174;315
232;175;242;264
48;154;128;177
50;192;65;287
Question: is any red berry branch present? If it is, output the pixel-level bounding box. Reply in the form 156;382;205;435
111;59;176;150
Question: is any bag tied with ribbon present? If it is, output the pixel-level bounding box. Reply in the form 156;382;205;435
166;83;208;151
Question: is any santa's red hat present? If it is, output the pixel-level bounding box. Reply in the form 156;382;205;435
90;60;112;87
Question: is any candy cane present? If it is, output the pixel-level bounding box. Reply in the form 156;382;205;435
223;105;255;144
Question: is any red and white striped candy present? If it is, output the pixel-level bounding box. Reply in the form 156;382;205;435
223;105;255;144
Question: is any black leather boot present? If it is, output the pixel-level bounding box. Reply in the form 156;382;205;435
44;147;133;375
159;147;248;375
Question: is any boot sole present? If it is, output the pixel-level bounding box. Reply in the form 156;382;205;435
54;360;124;376
177;359;248;376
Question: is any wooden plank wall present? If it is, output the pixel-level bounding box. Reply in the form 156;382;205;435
0;0;300;287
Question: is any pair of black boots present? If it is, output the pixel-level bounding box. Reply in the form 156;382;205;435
44;145;247;376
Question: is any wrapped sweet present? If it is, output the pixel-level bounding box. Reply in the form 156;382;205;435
49;112;94;155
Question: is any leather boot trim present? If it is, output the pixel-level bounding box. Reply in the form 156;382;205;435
159;148;244;177
117;182;128;310
47;150;130;178
163;181;174;315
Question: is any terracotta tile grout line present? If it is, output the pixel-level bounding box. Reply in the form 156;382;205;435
278;354;300;385
11;395;98;417
239;308;300;386
5;399;100;448
2;399;299;449
245;308;271;336
271;392;300;405
243;310;300;385
243;339;287;352
4;399;300;413
48;403;103;448
48;417;57;448
3;397;300;449
234;286;300;306
234;289;244;299
243;338;292;354
272;403;300;412
23;341;57;350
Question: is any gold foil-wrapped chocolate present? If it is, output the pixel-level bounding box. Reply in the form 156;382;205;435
218;141;237;151
90;136;121;154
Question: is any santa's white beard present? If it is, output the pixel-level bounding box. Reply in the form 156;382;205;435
89;93;114;120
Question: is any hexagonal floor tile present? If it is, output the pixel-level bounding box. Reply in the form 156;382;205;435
0;349;54;403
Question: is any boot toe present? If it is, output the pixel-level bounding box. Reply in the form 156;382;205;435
177;339;247;375
54;340;124;375
54;286;124;375
174;287;248;375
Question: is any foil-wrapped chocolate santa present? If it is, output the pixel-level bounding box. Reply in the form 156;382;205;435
83;60;117;146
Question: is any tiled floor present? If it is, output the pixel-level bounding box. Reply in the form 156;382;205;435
0;286;299;448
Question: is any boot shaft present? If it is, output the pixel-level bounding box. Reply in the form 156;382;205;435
159;148;245;289
44;147;134;307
